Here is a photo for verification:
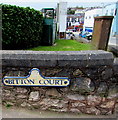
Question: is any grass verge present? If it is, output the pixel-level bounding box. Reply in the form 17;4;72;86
28;39;92;51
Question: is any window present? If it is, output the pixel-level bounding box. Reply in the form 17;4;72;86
67;18;70;22
72;18;74;22
110;9;114;16
105;10;108;15
69;22;71;26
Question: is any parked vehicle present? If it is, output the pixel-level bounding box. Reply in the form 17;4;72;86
86;32;92;40
66;31;73;35
79;31;92;40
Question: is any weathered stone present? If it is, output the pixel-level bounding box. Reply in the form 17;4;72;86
115;103;118;116
56;68;71;77
39;98;59;107
21;102;27;107
2;50;114;68
39;98;67;109
2;89;11;95
3;90;11;96
32;87;46;96
0;99;2;105
2;50;118;115
19;71;27;76
106;111;113;115
110;77;118;83
72;102;86;107
102;68;113;79
41;106;48;110
17;95;27;99
108;93;118;99
50;108;68;112
73;69;83;76
5;102;15;106
32;87;46;91
16;87;28;94
101;97;106;102
97;82;108;96
3;91;16;101
70;108;81;113
52;102;65;108
100;100;116;109
3;86;14;90
87;95;102;106
2;87;13;92
57;87;69;94
83;67;98;78
4;96;16;101
32;87;40;91
113;62;118;76
29;91;40;101
60;100;68;104
31;103;40;109
55;100;66;108
108;85;118;99
66;94;85;101
85;107;101;115
40;98;59;104
71;77;93;93
45;69;62;76
46;88;61;97
21;102;31;108
100;109;110;115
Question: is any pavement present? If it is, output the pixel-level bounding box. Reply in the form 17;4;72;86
108;36;118;56
73;32;118;45
66;32;91;43
1;106;117;119
108;35;118;46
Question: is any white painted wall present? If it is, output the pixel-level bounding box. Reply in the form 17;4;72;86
57;2;67;32
83;8;102;31
103;3;118;35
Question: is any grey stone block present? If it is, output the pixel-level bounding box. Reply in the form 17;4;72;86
108;45;118;56
1;50;114;67
113;58;118;75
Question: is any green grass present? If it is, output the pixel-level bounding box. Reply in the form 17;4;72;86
6;104;13;109
28;39;92;51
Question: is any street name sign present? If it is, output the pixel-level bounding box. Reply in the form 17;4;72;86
3;68;70;87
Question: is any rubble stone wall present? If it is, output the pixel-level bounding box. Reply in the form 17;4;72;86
1;50;118;115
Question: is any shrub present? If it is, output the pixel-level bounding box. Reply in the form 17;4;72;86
2;4;44;50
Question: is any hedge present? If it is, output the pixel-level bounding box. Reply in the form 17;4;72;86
2;4;44;50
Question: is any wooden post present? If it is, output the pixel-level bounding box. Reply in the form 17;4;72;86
92;16;114;50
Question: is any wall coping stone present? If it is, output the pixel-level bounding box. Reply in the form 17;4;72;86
1;50;114;67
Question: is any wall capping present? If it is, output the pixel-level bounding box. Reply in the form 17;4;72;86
1;50;114;67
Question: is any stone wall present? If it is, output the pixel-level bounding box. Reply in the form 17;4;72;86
1;50;118;115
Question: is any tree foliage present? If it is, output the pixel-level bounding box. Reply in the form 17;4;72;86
67;8;75;15
2;4;44;50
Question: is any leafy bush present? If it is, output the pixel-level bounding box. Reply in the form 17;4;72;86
2;4;44;50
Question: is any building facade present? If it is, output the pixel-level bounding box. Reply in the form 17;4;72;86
82;2;118;36
103;2;118;36
56;2;67;38
67;14;84;28
83;8;103;32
